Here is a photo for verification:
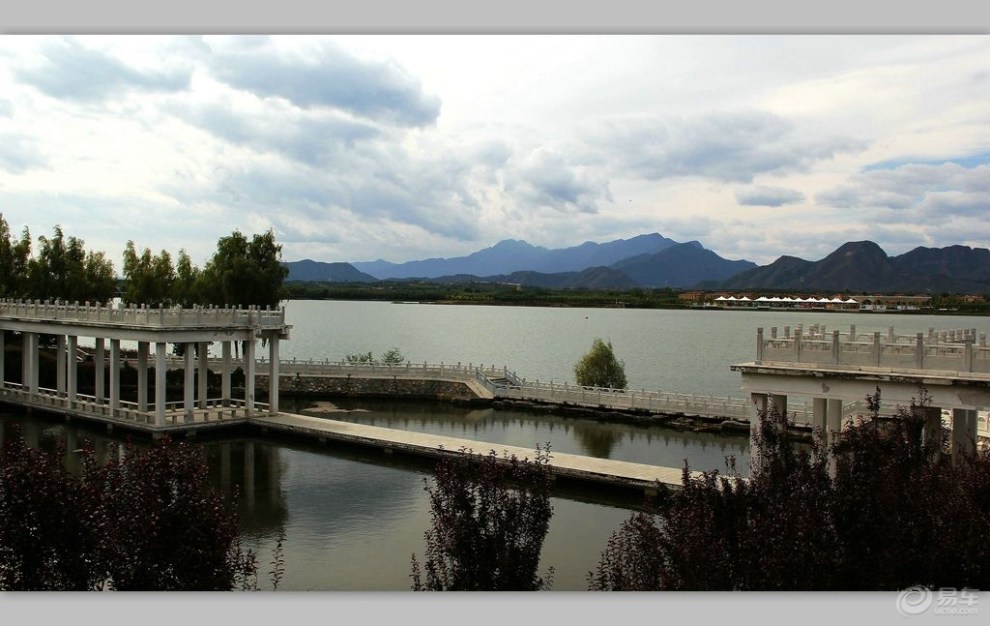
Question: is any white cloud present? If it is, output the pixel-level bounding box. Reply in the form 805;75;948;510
735;185;806;207
0;34;987;269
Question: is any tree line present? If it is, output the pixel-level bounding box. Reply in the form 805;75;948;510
0;214;287;308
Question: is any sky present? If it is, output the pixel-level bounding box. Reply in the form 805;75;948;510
0;34;988;271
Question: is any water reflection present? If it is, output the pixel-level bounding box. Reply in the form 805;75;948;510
0;406;732;590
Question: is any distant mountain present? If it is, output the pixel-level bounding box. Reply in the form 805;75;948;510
719;242;990;293
417;266;638;289
894;245;990;292
611;241;758;288
495;267;639;289
351;233;678;279
283;260;378;283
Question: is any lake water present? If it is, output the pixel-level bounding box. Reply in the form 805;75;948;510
4;301;988;590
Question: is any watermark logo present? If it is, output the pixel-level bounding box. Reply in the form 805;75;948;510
897;586;980;617
897;586;934;617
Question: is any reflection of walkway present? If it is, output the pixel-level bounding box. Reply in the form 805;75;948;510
256;411;694;490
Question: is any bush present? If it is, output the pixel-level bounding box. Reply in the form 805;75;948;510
411;445;555;591
588;388;990;591
345;347;406;365
574;338;627;389
0;431;258;591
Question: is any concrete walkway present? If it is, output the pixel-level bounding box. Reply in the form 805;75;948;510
253;411;695;489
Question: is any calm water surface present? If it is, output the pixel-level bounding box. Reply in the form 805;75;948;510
6;301;988;590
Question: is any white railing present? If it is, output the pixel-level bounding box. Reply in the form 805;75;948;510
755;324;990;375
255;357;518;384
0;298;287;329
244;358;860;424
0;382;261;426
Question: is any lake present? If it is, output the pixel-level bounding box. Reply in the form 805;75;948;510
4;301;988;590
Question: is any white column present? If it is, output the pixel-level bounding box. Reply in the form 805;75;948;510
21;332;37;396
56;335;67;397
67;335;78;408
951;408;977;461
770;394;788;418
244;339;255;415
29;333;39;396
109;339;120;413
749;392;769;476
221;341;232;407
0;329;5;386
155;342;167;426
198;341;208;409
184;343;195;422
94;338;105;403
137;342;149;412
826;399;843;446
812;397;827;434
268;334;279;415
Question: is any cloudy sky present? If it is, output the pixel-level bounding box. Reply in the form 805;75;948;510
0;34;988;270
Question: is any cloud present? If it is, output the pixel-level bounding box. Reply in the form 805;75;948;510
735;185;806;207
816;162;990;216
170;97;381;167
506;146;610;214
0;133;47;173
12;37;191;102
204;38;441;127
586;110;865;183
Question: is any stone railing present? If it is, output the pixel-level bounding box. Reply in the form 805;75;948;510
0;298;287;329
755;324;990;375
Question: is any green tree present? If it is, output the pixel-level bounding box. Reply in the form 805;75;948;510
4;221;116;304
574;338;627;389
174;249;202;307
0;215;32;298
122;242;178;306
200;229;288;308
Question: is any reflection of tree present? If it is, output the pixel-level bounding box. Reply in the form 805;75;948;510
572;425;622;458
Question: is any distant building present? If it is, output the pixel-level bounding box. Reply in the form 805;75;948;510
711;294;860;311
678;291;707;303
854;295;932;311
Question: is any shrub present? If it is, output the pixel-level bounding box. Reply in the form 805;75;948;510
411;445;555;591
589;388;990;591
0;430;258;591
574;338;627;389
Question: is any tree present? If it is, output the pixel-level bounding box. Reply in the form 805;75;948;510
122;241;177;306
200;229;288;308
0;215;32;298
0;431;258;591
574;338;627;389
411;446;555;591
0;220;116;304
588;389;990;591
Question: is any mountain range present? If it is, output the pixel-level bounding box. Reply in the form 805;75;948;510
720;241;990;293
282;235;990;294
